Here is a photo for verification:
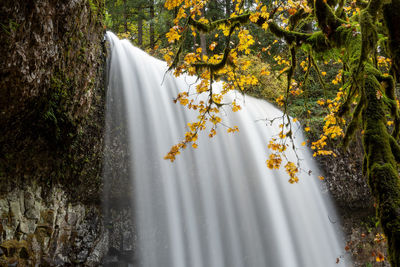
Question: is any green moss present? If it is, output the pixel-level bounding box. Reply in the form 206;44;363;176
42;72;76;142
335;0;345;18
269;21;311;46
389;136;400;162
314;0;343;35
361;68;400;266
360;10;378;62
88;0;98;14
369;163;400;265
267;22;334;55
88;0;105;22
306;32;330;53
288;8;308;29
342;110;361;148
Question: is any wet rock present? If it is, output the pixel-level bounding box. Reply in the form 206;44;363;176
30;236;42;263
315;138;389;266
0;184;114;265
9;201;21;222
24;191;40;220
86;229;109;265
19;218;36;234
67;211;78;226
0;199;9;215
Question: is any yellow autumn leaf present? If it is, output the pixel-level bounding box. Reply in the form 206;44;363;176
260;67;271;76
249;12;260;23
376;252;384;262
166;26;181;43
164;0;183;10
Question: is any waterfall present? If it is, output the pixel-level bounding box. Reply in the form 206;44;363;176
104;32;350;267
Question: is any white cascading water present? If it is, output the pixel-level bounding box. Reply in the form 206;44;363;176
104;32;350;267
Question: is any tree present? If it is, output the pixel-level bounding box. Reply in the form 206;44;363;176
150;0;155;49
163;0;400;265
105;0;172;49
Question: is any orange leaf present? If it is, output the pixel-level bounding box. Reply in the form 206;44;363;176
288;8;297;15
376;252;384;262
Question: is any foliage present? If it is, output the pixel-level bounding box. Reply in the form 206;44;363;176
161;0;400;265
105;0;173;51
345;217;388;265
236;55;286;100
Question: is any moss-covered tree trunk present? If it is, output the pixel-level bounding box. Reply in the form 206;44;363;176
361;65;400;266
150;0;155;49
315;0;400;265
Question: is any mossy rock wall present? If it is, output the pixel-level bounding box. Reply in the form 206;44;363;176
0;0;105;201
0;0;123;265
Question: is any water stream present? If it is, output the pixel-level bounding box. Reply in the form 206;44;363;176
104;32;349;267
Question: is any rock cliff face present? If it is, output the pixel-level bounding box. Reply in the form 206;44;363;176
317;138;390;266
0;0;130;265
0;184;136;266
0;185;105;266
0;0;105;201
